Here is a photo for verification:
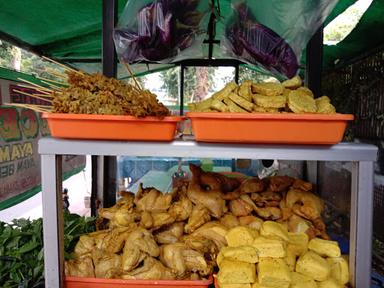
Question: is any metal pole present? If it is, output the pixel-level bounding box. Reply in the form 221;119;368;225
101;0;118;208
179;64;185;115
305;26;323;97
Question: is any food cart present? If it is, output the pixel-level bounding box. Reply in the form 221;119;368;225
0;0;381;287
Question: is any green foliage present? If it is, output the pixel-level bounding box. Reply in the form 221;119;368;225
0;213;95;288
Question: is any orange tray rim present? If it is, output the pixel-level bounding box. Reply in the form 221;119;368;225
186;112;354;121
65;275;213;285
42;112;184;122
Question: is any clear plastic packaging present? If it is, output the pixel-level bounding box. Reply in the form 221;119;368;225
114;0;210;63
221;0;338;78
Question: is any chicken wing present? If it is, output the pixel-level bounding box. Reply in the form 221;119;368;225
184;205;211;234
122;257;175;280
155;222;184;244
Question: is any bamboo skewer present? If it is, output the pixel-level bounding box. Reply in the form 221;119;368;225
123;61;142;90
16;84;53;94
42;56;83;75
13;89;53;103
17;78;54;92
5;103;52;113
44;68;68;79
36;75;68;86
33;93;53;98
40;80;64;91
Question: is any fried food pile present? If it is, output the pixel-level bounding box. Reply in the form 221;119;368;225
65;164;336;282
217;224;349;288
53;71;170;118
189;75;336;114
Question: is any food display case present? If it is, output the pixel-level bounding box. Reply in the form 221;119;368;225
38;138;377;287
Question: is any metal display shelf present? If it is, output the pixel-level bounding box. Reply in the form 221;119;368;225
38;138;377;288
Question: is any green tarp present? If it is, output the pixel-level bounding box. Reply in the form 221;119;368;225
0;0;382;72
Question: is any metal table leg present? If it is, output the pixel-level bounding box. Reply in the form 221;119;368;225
351;161;374;287
42;155;64;288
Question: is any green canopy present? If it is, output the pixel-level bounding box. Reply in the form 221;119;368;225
0;0;382;74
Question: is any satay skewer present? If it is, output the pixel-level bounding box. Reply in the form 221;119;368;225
36;75;68;87
123;61;142;90
17;78;54;92
4;103;52;113
40;80;64;91
13;89;53;103
42;56;83;75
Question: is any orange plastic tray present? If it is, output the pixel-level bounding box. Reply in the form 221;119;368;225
65;275;213;288
186;112;354;144
42;113;183;141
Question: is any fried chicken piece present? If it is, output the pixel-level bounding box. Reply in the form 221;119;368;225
122;257;175;280
135;184;173;212
155;222;184;244
184;205;211;234
65;255;95;278
254;206;282;220
229;198;253;216
125;228;160;257
268;175;294;192
219;213;240;229
110;209;141;227
182;248;212;276
168;195;193;222
74;235;95;256
183;234;216;254
92;250;122;278
238;215;264;230
159;243;186;277
286;189;324;220
190;222;228;251
189;164;240;193
251;190;282;207
122;246;146;272
187;181;226;218
222;177;265;200
92;226;134;254
292;179;313;191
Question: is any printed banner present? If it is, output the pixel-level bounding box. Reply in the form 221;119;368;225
0;106;85;209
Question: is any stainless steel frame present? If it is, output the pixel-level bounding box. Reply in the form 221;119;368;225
38;138;377;288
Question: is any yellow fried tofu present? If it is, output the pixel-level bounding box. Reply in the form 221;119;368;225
287;91;317;113
315;96;331;104
251;283;269;288
290;272;317;288
224;97;249;113
327;257;349;285
226;226;259;247
251;82;284;96
238;81;253;102
288;232;309;256
317;278;344;288
253;105;280;113
217;250;225;267
282;75;302;89
308;238;341;258
285;245;297;271
212;82;238;101
229;93;254;112
221;245;259;263
218;280;251;288
192;97;213;112
260;221;289;241
296;251;330;281
316;101;336;114
296;87;314;98
211;99;229;112
217;259;256;284
252;94;286;109
253;236;286;258
257;258;291;288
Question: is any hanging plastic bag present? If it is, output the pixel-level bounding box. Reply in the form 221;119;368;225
114;0;210;64
220;0;338;78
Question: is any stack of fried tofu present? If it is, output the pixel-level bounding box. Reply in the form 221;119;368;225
216;222;349;288
188;76;336;114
